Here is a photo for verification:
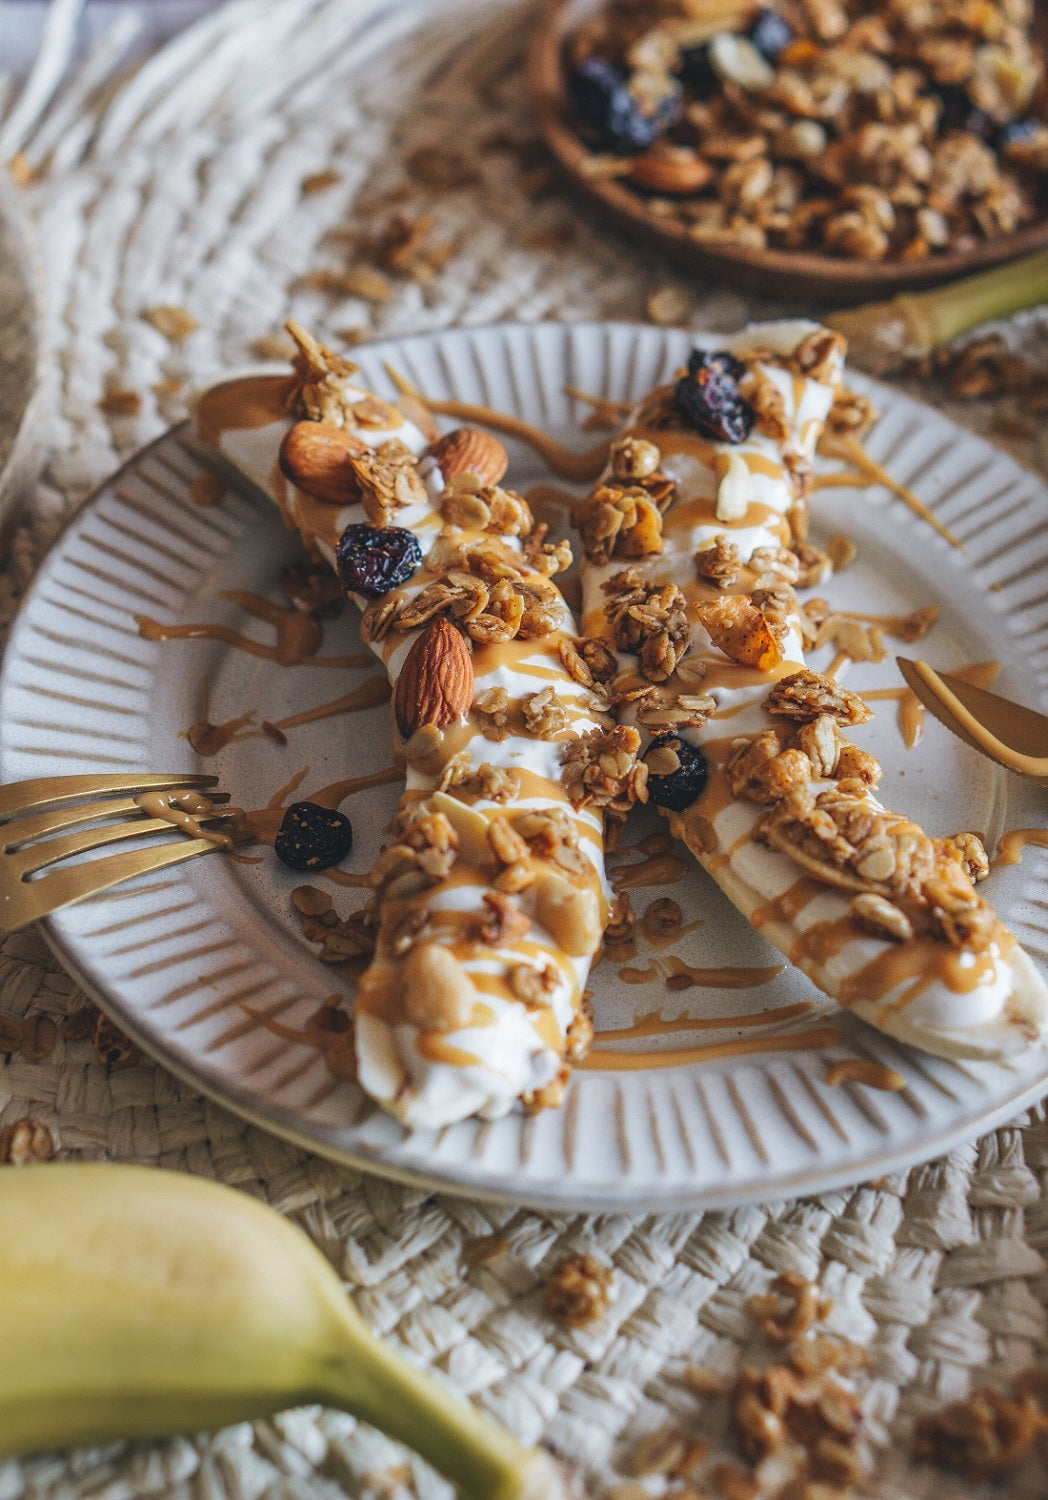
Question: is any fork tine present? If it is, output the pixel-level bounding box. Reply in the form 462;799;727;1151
1;793;232;852
0;774;218;825
12;816;234;878
5;839;223;934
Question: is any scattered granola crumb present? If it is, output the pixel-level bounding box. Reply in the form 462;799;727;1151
749;1271;824;1344
9;151;35;187
624;1424;691;1478
301;168;342;196
0;1117;56;1165
250;332;297;362
545;1250;615;1326
913;1383;1048;1477
683;1366;729;1399
153;376;186;398
646;285;691;326
461;1231;508;1266
299;266;392;302
190;473;225;508
99;387;142;417
93;1013;140;1072
142;304;198;341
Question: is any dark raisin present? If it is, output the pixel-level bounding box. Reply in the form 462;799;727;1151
748;8;794;63
673;349;754;443
644;734;708;812
678;43;716;94
568;56;680;152
336;523;421;598
274;802;353;871
935;86;995;141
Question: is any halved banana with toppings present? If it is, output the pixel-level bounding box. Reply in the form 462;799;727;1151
574;319;1048;1061
192;325;640;1127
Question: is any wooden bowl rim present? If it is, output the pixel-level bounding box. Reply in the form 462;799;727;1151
527;0;1048;303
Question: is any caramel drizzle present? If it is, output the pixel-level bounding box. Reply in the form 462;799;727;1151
992;828;1048;870
817;429;962;549
825;1058;906;1091
863;662;1000;752
610;850;691;891
577;1024;843;1071
384;366;611;483
136;590;371;670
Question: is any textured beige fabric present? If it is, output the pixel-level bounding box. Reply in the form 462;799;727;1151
1;3;1048;1496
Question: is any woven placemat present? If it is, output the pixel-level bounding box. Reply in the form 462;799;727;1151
2;3;1048;1496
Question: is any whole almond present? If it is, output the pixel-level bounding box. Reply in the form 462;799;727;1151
429;426;509;486
394;616;474;737
279;421;369;504
628;151;712;196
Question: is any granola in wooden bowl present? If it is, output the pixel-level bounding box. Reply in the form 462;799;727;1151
528;0;1048;300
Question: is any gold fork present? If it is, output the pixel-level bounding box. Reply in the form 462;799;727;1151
896;657;1048;785
0;773;233;936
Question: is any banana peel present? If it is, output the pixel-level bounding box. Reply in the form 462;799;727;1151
0;1162;568;1499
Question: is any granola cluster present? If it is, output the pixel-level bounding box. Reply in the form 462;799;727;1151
361;535;567;646
603;566;692;681
566;0;1048;261
576;435;677;563
562;723;649;817
913;1374;1048;1477
544;1250;616;1325
714;671;997;950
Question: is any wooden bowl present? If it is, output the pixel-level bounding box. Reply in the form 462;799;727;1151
527;0;1048;304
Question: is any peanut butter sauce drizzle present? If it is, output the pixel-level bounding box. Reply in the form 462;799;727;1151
610;851;691;891
242;996;357;1082
192;374;294;447
825;1058;906;1091
862;687;924;748
817;429;962;549
187;709;258;755
136;590;371;670
577;1024;843;1071
134;790;238;849
594;1000;814;1041
383;366;611;483
992;828;1048;869
268;675;390;732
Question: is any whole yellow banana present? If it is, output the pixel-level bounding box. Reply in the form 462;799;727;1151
0;1163;564;1500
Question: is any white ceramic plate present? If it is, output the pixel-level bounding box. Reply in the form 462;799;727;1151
3;320;1048;1210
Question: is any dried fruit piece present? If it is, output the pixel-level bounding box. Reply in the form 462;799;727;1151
279;421;368;503
568;57;680;152
394;617;474;737
428;427;509;486
643;733;709;811
275;802;353;871
673;350;755;444
336;523;422;597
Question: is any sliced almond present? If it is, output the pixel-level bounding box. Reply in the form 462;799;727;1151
394;617;474;737
279;420;369;504
429;426;509;487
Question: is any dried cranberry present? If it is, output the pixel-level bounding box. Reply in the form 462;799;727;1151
673;349;755;444
274;802;352;871
336;523;421;598
748;8;794;63
643;734;709;812
568;56;680;152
